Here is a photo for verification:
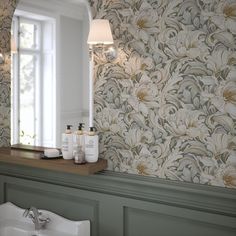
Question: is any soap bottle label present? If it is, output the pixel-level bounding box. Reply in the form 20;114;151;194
85;135;98;162
62;136;69;151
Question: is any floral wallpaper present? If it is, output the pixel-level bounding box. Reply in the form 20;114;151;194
0;0;18;147
1;0;236;189
91;0;236;189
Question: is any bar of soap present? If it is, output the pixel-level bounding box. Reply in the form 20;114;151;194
44;149;60;157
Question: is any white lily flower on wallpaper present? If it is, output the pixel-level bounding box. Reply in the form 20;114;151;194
124;53;153;77
122;124;154;147
206;133;236;157
222;165;236;188
119;146;159;176
95;108;123;133
130;155;159;176
211;1;236;34
127;74;159;116
211;80;236;119
167;30;208;59
128;2;159;43
209;164;236;188
198;149;236;187
165;108;207;140
206;49;236;75
123;126;142;148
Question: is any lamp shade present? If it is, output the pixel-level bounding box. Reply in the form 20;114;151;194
87;19;113;45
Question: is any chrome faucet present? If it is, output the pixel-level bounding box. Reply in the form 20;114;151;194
23;206;50;230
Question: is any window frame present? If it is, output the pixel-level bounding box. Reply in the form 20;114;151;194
11;13;56;147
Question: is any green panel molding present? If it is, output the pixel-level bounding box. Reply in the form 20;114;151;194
0;164;236;236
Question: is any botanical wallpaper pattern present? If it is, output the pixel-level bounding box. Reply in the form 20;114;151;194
91;0;236;188
1;0;236;189
0;0;18;147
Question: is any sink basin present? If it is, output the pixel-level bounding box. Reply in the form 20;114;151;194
0;202;90;236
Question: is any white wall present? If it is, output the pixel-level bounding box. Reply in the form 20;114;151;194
59;15;84;137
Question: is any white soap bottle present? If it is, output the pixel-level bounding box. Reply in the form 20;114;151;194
85;127;99;163
61;125;73;160
73;123;86;164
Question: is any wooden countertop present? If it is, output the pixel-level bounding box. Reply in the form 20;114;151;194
0;146;107;175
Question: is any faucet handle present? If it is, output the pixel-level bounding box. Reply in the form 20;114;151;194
23;208;36;221
23;208;30;217
41;216;51;223
23;206;51;230
39;215;51;228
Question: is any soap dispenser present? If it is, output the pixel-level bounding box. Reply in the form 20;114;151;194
61;125;73;160
84;127;99;163
73;123;86;164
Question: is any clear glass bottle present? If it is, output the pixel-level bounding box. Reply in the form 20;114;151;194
73;123;86;164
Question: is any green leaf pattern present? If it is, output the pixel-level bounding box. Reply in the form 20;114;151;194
92;0;236;188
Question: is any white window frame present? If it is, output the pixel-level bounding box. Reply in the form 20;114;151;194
11;12;56;147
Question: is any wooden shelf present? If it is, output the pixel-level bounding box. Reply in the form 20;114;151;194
0;146;107;176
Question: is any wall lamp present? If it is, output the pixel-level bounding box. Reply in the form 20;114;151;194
87;19;113;45
87;19;117;62
87;19;116;127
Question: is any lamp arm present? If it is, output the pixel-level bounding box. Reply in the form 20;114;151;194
89;45;94;128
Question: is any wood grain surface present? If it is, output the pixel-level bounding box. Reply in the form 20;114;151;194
0;146;107;175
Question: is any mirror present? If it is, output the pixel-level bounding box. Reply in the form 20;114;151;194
11;0;91;147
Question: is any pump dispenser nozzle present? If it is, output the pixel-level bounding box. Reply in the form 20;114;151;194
66;125;73;134
78;123;85;131
66;125;73;130
88;127;96;135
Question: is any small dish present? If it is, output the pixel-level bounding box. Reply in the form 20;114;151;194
40;153;63;159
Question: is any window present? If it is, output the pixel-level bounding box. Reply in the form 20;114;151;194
11;12;56;147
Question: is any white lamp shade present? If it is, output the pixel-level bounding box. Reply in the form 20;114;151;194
87;19;113;45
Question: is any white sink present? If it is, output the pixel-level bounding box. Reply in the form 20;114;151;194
0;202;90;236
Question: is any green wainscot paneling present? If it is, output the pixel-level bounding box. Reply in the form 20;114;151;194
0;163;236;236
